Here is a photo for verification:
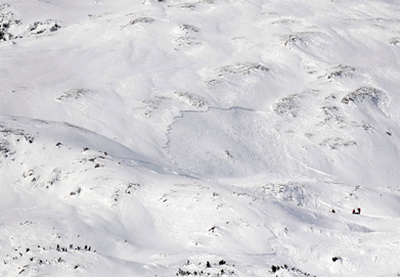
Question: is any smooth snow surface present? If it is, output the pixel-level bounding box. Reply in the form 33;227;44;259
1;0;400;276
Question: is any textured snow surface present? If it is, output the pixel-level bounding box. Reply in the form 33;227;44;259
1;0;400;276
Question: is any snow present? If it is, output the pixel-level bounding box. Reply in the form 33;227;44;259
1;0;400;276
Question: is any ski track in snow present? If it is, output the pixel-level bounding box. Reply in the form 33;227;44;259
1;0;400;276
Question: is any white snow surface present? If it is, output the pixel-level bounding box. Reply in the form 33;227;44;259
1;0;400;276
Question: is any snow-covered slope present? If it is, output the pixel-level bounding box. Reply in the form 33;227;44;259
1;0;400;276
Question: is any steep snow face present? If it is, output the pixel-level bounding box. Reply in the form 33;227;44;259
1;0;400;276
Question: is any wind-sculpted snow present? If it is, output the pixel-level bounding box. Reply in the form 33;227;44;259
1;0;400;276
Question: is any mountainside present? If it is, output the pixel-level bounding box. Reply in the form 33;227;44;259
1;0;400;276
